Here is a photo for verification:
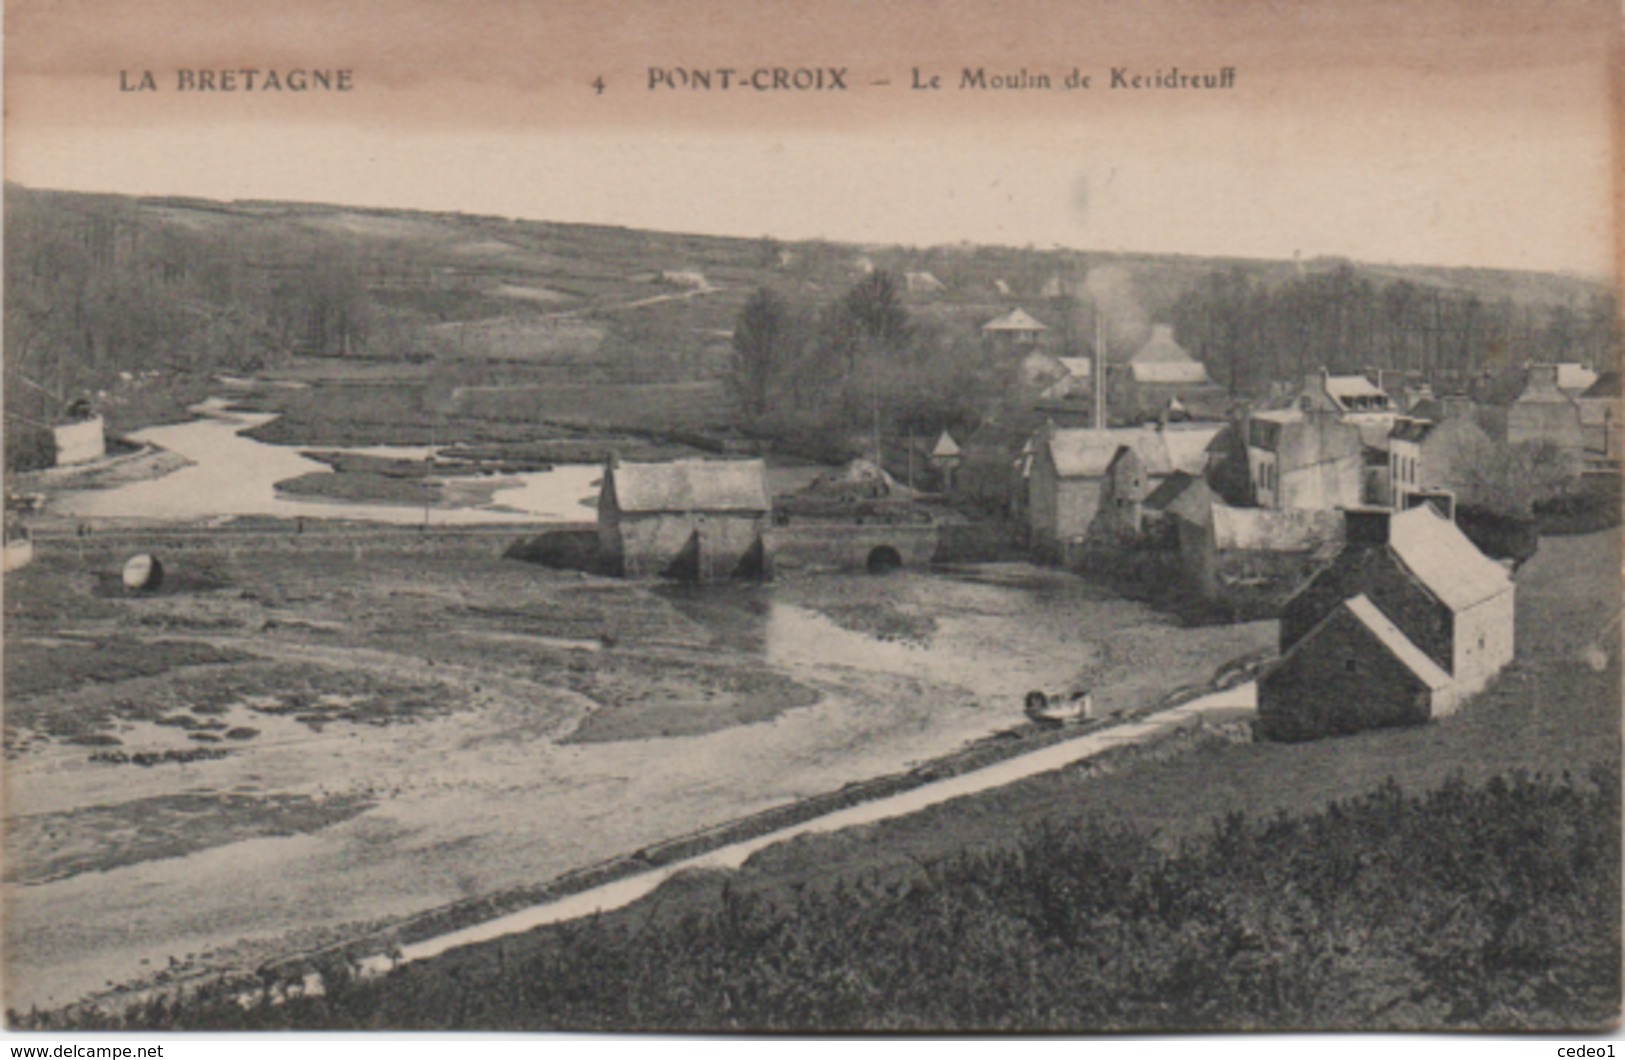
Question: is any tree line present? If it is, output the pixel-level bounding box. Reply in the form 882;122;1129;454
1167;264;1620;397
3;190;457;415
728;271;1002;460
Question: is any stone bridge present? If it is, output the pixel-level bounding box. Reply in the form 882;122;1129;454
766;522;940;574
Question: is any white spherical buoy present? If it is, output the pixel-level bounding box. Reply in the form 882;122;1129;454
122;553;164;592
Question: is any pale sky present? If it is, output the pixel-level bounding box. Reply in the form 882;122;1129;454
5;0;1619;275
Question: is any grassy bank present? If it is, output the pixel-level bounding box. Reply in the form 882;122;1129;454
36;766;1618;1031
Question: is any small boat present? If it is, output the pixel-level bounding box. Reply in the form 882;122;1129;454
1023;688;1093;726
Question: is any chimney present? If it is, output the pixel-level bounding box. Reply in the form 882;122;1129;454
1404;490;1456;521
1094;311;1108;431
1343;506;1393;547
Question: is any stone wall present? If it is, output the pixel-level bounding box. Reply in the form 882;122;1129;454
616;511;768;580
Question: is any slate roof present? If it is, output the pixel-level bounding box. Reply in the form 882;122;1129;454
1322;374;1395;409
1343;594;1453;691
1154;425;1224;475
1517;384;1580;405
1129;325;1213;386
982;308;1048;333
1389;417;1438;444
606;459;771;514
931;430;961;458
1252;408;1303;426
1166;477;1217;526
1131;360;1213;385
1044;424;1222;479
1143;471;1197;512
1386;505;1513;612
1045;430;1123;478
1582;371;1620;399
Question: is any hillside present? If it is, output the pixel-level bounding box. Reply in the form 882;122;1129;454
5;182;1616;466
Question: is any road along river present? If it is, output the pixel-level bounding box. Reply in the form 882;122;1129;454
351;682;1255;978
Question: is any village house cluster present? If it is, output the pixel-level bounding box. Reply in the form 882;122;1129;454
582;279;1609;743
970;306;1611;740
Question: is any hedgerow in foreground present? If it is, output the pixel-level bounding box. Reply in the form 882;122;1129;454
32;766;1620;1032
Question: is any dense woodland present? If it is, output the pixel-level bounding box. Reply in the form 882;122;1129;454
5;195;393;403
26;767;1617;1031
1165;264;1620;399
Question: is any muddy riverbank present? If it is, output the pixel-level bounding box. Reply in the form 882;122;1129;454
3;539;1274;1011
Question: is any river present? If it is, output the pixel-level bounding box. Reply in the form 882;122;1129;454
50;398;602;526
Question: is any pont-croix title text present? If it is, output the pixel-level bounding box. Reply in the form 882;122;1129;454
115;65;1239;94
645;66;1238;91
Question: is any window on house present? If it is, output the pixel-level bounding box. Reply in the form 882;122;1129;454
1344;657;1358;674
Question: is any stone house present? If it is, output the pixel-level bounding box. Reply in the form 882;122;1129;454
1028;422;1222;558
1116;324;1227;419
1245;406;1363;511
598;458;772;581
1258;594;1453;741
1260;505;1515;740
1505;363;1586;456
1027;430;1121;559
